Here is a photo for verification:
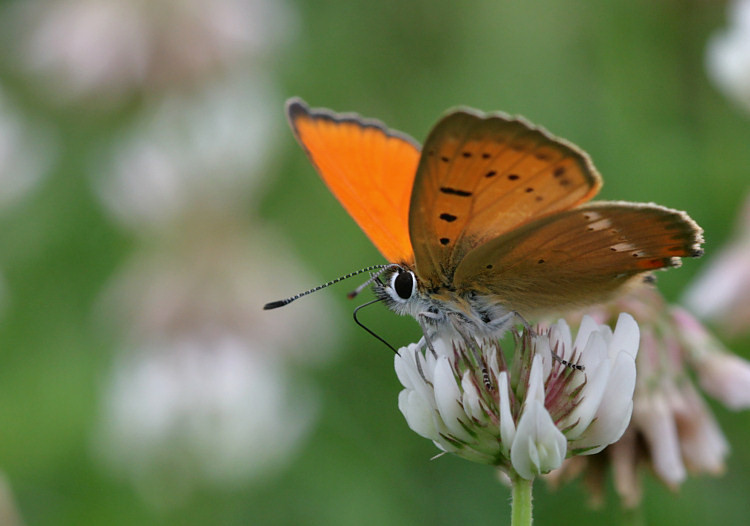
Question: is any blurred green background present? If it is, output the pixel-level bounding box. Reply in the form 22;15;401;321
1;0;749;524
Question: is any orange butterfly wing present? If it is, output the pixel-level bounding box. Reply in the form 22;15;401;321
453;201;704;317
408;109;602;287
287;98;420;264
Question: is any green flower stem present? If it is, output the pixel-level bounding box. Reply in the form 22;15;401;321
511;473;533;526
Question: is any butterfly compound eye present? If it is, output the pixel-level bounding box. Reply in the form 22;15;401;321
392;269;416;300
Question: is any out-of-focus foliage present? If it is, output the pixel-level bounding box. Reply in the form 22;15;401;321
0;0;749;525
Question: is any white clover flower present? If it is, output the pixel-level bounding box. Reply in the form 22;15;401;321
93;226;339;505
95;335;318;505
92;76;279;231
0;86;56;208
395;314;639;479
96;225;339;366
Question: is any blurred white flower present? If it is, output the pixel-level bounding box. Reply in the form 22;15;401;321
96;335;317;504
706;0;750;114
4;0;294;105
684;192;750;336
395;314;639;479
92;76;279;231
0;86;56;208
0;87;56;318
98;225;339;365
94;225;339;503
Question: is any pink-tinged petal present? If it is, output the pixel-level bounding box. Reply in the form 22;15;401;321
634;395;686;487
670;384;729;475
697;352;750;409
609;429;642;509
682;417;728;475
682;190;750;334
685;248;748;317
670;307;750;409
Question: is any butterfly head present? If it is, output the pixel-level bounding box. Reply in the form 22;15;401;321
373;265;427;317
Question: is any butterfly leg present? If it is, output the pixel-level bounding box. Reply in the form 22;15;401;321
447;312;493;390
417;311;441;358
446;311;480;348
486;311;528;335
412;346;432;387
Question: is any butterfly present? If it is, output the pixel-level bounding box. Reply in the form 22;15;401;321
268;98;703;342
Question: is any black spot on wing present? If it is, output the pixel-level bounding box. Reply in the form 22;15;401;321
440;187;473;197
439;213;457;222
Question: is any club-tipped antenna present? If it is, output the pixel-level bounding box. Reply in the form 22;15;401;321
347;264;399;299
353;298;398;353
263;264;391;310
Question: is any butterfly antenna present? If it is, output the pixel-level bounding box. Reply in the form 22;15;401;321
353;298;398;353
263;264;391;310
346;264;398;299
